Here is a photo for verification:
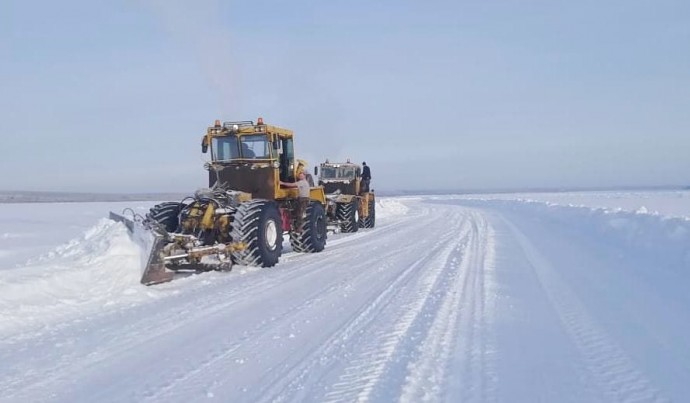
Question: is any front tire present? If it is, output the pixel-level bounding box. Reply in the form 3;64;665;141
290;202;327;252
147;202;184;232
231;200;283;267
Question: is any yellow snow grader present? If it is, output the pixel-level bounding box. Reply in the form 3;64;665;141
316;160;375;233
111;118;327;285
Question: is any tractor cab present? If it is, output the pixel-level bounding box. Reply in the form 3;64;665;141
317;160;362;196
201;118;305;199
201;117;326;263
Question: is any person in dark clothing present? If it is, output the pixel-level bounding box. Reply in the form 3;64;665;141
361;161;372;193
242;143;255;158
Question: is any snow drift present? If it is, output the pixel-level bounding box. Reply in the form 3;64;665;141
457;198;690;269
0;219;155;336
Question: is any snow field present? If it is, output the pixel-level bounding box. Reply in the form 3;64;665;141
0;193;688;402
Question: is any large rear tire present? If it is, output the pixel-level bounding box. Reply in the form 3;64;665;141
368;198;376;228
336;199;359;233
290;202;327;252
358;198;376;229
231;200;283;267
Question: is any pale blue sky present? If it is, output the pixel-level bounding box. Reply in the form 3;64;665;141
1;0;689;192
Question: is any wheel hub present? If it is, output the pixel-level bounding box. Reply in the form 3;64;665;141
265;220;278;250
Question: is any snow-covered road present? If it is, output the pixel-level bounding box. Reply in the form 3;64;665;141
1;194;688;402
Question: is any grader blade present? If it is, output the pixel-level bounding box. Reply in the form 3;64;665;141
109;211;175;285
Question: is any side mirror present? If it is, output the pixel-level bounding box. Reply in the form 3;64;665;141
201;137;208;153
314;166;318;176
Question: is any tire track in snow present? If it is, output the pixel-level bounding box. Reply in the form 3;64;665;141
0;251;350;398
137;240;435;402
276;237;461;403
275;207;495;403
400;210;497;403
136;277;363;402
504;219;668;403
164;210;456;402
130;204;443;401
142;205;463;402
318;216;473;403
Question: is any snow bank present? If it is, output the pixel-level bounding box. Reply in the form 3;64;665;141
458;190;690;218
0;219;158;335
376;198;410;219
0;196;408;334
0;196;410;335
467;199;690;268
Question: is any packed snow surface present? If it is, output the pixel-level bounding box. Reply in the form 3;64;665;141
1;191;689;402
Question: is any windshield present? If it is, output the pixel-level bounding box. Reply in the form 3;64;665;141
212;136;239;161
212;134;271;161
321;166;357;180
239;134;271;159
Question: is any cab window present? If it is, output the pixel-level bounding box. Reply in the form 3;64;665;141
212;136;239;161
240;134;271;159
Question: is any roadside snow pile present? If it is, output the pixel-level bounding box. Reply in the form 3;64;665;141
471;199;690;268
376;197;410;219
23;219;142;277
0;219;155;336
458;190;690;218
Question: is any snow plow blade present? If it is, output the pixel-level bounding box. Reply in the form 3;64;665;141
109;211;175;285
110;207;246;286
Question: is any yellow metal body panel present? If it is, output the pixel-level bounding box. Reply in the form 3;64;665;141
358;192;375;218
237;192;253;203
309;187;326;205
275;186;325;205
201;203;216;230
